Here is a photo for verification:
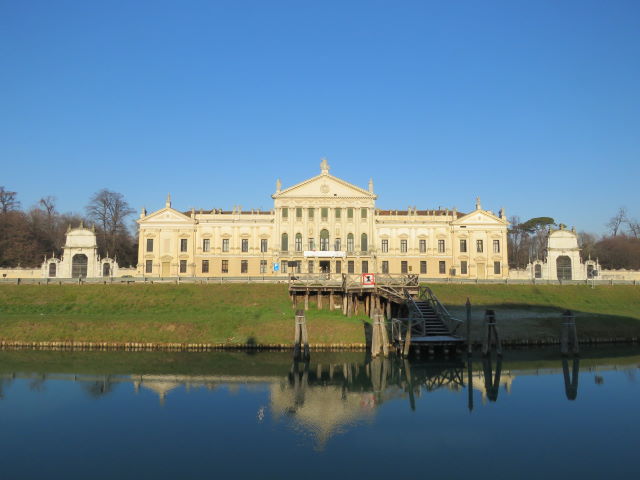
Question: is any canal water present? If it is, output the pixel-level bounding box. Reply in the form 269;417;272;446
0;347;638;479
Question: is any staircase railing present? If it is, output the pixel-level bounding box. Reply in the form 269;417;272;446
418;285;463;335
404;289;427;336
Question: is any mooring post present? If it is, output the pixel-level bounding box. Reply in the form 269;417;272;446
482;309;502;356
560;309;579;356
304;292;309;311
342;293;348;315
371;309;389;358
466;297;472;355
329;291;334;311
402;318;412;357
317;291;322;310
293;309;310;361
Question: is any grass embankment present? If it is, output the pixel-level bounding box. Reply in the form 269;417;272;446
0;284;639;346
0;284;367;345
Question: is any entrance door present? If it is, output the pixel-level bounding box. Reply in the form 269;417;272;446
477;263;486;279
557;256;572;281
162;262;171;276
319;261;331;274
72;254;88;278
102;263;110;277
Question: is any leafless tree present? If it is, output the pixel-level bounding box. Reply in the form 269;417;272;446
86;189;135;258
607;207;627;236
0;187;20;213
628;219;640;239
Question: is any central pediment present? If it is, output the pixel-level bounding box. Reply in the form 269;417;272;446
273;173;376;200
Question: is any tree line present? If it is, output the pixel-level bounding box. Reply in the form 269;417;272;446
0;186;137;268
508;207;640;270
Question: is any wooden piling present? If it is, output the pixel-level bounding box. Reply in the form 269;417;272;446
560;310;579;355
329;291;334;311
466;297;472;355
482;309;502;356
304;292;309;311
317;291;322;310
293;309;310;360
371;309;389;358
402;319;412;357
342;293;348;315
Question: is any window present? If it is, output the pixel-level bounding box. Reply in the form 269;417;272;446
308;208;314;220
347;260;354;274
420;261;427;274
439;261;446;274
438;240;445;253
281;233;288;252
347;208;354;220
335;208;341;219
347;234;354;253
281;261;288;273
461;261;468;275
308;238;315;250
476;240;483;253
49;262;57;277
241;239;249;253
296;207;303;219
282;208;288;219
295;233;302;252
334;238;341;251
293;261;301;274
401;261;408;274
203;238;210;252
400;239;408;253
362;261;368;273
260;260;267;274
222;260;228;273
308;261;314;273
382;239;388;253
321;208;328;221
103;263;110;277
202;260;209;273
494;261;501;275
222;238;229;252
361;233;368;252
180;238;188;252
382;261;389;274
146;238;154;252
535;264;542;278
335;260;341;274
493;240;500;253
460;239;467;253
180;260;187;273
361;208;367;219
419;239;426;253
320;229;329;251
241;260;248;274
261;239;268;253
145;260;152;274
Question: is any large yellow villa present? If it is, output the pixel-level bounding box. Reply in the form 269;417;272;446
136;159;510;279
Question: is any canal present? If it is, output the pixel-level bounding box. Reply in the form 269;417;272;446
0;347;638;479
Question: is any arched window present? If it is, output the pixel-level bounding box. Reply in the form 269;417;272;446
48;263;56;277
281;233;289;252
320;229;329;251
557;256;572;281
534;264;542;279
72;254;88;278
347;233;354;253
295;233;302;252
103;263;110;277
361;233;368;252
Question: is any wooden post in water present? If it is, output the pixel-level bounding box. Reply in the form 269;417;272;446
402;318;412;357
317;291;322;310
329;291;334;311
293;309;310;360
560;310;579;355
342;293;348;315
466;297;472;355
482;309;502;356
386;300;392;320
304;292;309;311
371;309;389;358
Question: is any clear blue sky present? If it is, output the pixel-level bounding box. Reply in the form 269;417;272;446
1;0;639;234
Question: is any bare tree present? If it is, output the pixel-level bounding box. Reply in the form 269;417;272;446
628;218;640;239
607;207;627;236
86;189;135;258
0;187;20;213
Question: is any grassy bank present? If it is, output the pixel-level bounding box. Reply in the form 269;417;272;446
0;283;639;346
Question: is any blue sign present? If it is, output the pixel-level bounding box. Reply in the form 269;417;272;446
273;263;280;272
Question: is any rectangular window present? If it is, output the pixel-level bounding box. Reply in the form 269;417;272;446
420;261;427;274
335;208;341;219
308;261;314;273
400;240;408;253
348;260;354;274
347;208;354;219
282;208;288;219
461;261;468;275
493;240;500;253
335;260;341;274
146;238;154;252
145;260;153;274
180;238;188;252
439;261;446;274
241;239;249;253
241;260;248;274
438;240;445;253
308;238;315;250
222;238;229;252
382;261;389;274
261;239;268;253
382;239;388;253
281;261;288;273
362;261;368;274
335;238;341;251
308;208;314;220
361;208;367;219
222;260;228;273
202;260;209;273
494;261;501;275
296;207;303;219
203;239;210;252
419;239;426;253
295;235;302;252
179;260;187;273
321;207;328;221
260;260;267;274
294;261;301;274
347;236;354;253
460;239;467;253
476;240;484;253
401;261;408;274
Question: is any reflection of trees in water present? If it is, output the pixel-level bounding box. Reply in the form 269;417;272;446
82;375;117;398
0;376;15;399
29;374;47;392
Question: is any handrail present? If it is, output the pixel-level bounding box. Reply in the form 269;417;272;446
418;285;463;334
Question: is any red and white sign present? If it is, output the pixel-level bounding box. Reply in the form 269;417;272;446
361;273;375;285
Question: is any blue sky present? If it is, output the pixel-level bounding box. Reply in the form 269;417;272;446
1;0;639;234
